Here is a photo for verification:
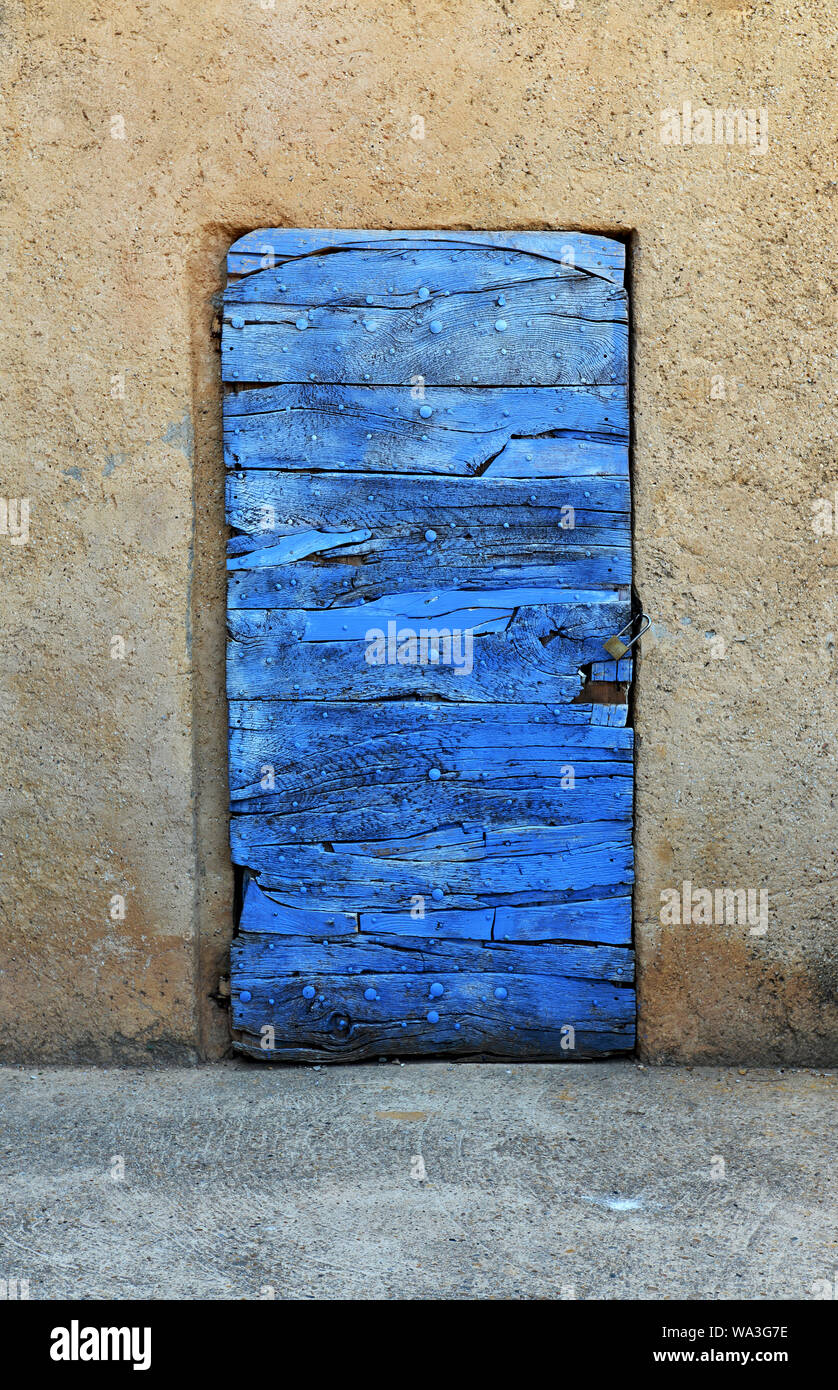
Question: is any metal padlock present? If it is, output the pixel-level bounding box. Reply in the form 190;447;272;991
603;612;650;660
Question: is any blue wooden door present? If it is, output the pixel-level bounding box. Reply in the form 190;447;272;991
223;230;634;1061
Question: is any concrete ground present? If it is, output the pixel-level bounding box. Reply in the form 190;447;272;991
0;1061;835;1300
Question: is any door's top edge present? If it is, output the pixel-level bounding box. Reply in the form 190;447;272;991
226;229;625;286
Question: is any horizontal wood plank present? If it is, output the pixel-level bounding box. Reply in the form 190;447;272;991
228;550;629;607
362;896;632;944
231;970;634;1060
239;879;358;936
229;700;633;829
229;697;614;731
233;932;633;982
226;229;626;286
238;879;632;945
231;770;631;827
226;471;630;537
225;470;630;602
226;249;625;316
222;308;626;386
229;698;633;758
224;384;628;474
226;596;631;702
232;820;634;909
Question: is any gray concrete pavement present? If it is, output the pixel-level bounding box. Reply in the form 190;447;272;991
0;1061;835;1300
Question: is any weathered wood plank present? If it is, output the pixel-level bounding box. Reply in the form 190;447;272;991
229;697;608;732
232;821;634;908
232;774;631;828
233;931;634;982
296;590;629;641
355;907;496;939
482;437;629;479
226;249;625;316
361;896;632;945
225;470;631;600
228;699;634;742
586;657;633;725
231;970;635;1061
590;704;630;726
226;229;626;286
239;878;358;936
224;384;628;474
232;768;631;831
226;478;631;588
220;324;625;380
229;700;633;827
229;699;633;761
226;471;630;538
228;549;630;606
221;303;626;385
591;658;633;682
226;596;631;703
493;897;632;942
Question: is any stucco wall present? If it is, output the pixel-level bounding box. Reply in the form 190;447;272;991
1;0;835;1063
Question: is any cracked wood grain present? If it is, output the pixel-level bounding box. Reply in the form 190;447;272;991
224;383;627;474
231;970;634;1062
226;229;626;286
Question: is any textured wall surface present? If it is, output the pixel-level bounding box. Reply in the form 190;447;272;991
1;0;835;1063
